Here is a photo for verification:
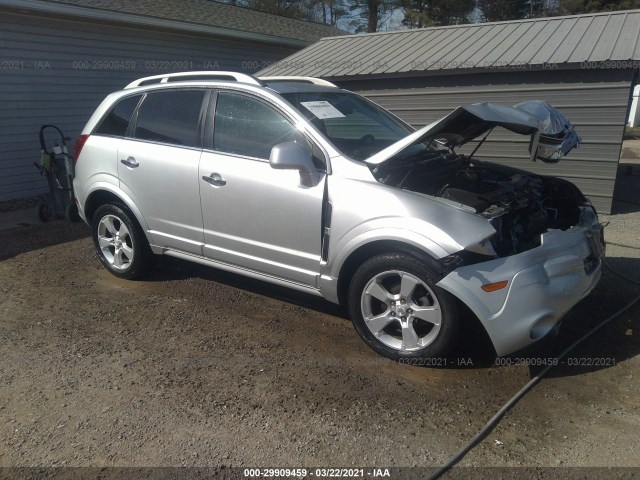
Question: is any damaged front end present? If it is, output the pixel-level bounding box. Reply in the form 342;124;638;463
418;159;586;256
359;100;603;356
366;101;590;257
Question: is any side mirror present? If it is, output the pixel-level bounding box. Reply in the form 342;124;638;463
269;142;321;187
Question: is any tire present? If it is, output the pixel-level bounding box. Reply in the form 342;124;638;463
91;202;153;279
348;252;459;361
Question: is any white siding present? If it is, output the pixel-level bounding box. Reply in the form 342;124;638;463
0;11;299;201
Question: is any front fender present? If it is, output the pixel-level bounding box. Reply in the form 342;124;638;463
326;175;496;272
320;171;497;303
327;221;452;281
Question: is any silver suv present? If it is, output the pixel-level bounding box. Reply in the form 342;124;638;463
73;71;604;361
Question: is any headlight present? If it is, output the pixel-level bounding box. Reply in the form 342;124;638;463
579;205;598;226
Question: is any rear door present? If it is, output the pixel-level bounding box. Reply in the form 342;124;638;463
117;88;208;255
198;90;326;287
76;94;142;205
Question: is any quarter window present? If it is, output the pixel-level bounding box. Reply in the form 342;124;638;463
94;95;141;137
213;92;305;160
134;90;205;147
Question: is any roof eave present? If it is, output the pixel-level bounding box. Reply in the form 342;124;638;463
0;0;312;47
321;63;635;81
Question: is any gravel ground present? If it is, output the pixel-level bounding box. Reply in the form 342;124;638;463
0;195;47;214
0;213;639;475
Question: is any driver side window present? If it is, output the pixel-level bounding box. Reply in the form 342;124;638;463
213;92;306;160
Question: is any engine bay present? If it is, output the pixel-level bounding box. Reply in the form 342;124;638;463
372;152;586;256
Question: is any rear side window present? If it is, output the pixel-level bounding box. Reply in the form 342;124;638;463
94;95;141;137
213;92;304;160
134;90;206;147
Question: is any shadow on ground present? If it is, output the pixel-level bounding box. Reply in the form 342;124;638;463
612;163;640;214
145;254;500;370
150;254;346;319
2;219;638;378
148;254;640;377
0;219;89;261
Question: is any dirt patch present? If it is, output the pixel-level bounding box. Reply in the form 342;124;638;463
0;220;639;470
0;194;48;214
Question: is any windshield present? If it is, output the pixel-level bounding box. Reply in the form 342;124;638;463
281;91;414;161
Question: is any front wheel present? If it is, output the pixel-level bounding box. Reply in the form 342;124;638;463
348;253;459;361
91;203;153;279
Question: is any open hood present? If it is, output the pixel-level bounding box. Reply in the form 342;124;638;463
365;101;580;166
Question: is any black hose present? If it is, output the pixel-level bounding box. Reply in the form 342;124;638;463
428;256;640;480
605;241;640;250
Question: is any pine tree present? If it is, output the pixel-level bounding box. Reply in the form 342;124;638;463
399;0;475;28
478;0;530;21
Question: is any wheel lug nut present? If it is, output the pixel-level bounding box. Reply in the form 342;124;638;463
407;309;413;314
401;316;406;321
390;301;395;306
401;299;406;304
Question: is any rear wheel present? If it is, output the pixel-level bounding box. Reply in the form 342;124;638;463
91;203;153;279
348;253;459;361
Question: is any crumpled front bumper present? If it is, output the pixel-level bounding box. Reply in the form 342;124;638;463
437;207;603;357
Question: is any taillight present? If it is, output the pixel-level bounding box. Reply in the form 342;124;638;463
73;134;89;165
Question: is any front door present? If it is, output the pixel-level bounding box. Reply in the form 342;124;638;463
199;91;325;287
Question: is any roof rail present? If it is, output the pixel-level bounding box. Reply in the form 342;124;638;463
259;76;337;87
125;71;262;89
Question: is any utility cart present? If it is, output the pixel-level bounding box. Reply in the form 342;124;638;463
34;124;80;222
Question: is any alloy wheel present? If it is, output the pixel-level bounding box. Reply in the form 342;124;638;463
360;270;442;352
97;214;134;271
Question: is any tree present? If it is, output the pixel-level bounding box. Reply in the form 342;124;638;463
557;0;640;14
477;0;567;21
399;0;475;28
212;0;351;26
213;0;404;32
312;0;350;25
347;0;398;32
240;0;305;18
478;0;530;21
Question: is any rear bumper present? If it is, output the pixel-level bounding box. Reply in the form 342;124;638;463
75;199;88;224
72;180;87;224
437;207;603;356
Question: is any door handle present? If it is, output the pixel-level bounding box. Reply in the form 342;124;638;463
202;172;226;187
120;156;139;168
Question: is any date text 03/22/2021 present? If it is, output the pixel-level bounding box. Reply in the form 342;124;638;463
494;357;616;367
243;468;392;478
